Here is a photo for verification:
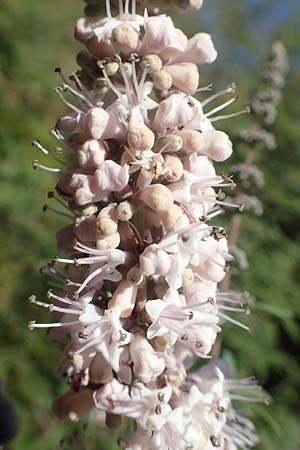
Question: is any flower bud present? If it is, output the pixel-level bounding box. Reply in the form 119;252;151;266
74;17;93;45
176;129;204;153
164;154;184;182
116;201;135;221
141;54;163;74
162;134;183;153
97;205;118;236
139;184;174;212
182;268;194;286
175;28;189;49
130;334;165;384
108;279;138;318
111;24;139;57
172;32;217;65
165;63;199;94
77;139;106;168
79;204;98;216
106;62;119;77
127;266;144;286
96;232;120;250
200;130;233;162
86;36;114;59
76;51;100;78
159;204;184;231
93;78;108;95
153;69;173;91
128;125;155;151
140;245;172;277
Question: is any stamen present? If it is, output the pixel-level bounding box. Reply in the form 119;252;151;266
43;204;74;220
119;0;124;15
210;107;251;123
129;55;140;100
218;305;247;313
138;67;148;102
106;0;112;18
71;72;94;103
132;0;136;15
206;97;237;118
29;297;81;315
194;83;213;94
28;320;80;330
99;62;128;107
118;58;136;106
230;395;269;404
54;87;83;115
32;140;67;166
61;82;94;108
48;191;78;217
202;83;236;107
49;127;69;148
218;313;250;331
47;290;81;307
32;160;61;173
125;0;130;15
75;264;109;295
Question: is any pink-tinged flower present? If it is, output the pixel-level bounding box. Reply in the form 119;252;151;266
94;378;172;423
140;244;172;277
70;160;129;205
80;107;126;141
141;13;187;61
152;93;194;133
77;139;107;168
186;365;260;448
146;289;219;354
130;333;165;383
68;305;132;373
170;32;217;65
200;130;233;162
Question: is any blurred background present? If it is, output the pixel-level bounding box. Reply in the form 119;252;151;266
0;0;299;449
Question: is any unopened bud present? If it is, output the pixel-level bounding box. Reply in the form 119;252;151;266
108;279;138;318
106;62;119;76
142;54;163;74
176;129;204;153
139;184;174;212
153;69;173;91
116;201;135;221
127;266;144;286
111;24;139;57
164;155;184;182
93;77;108;95
161;134;183;153
128;125;155;151
86;36;114;59
165;63;199;94
182;268;194;286
96;217;118;236
159;204;184;231
96;232;120;250
79;204;98;216
76;51;100;78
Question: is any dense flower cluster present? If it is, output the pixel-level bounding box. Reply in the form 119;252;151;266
29;1;263;448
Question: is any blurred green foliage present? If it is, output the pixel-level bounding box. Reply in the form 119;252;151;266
0;1;299;449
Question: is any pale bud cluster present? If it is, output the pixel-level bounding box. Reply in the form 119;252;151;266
29;1;261;449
